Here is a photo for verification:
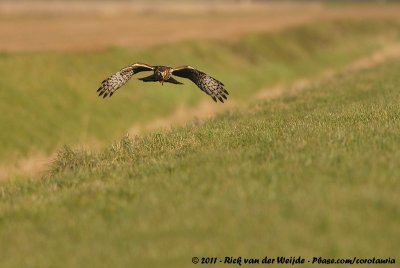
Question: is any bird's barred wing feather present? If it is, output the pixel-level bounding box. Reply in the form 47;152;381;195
97;63;154;98
172;66;228;103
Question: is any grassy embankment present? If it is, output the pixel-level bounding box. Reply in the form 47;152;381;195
0;57;399;267
0;19;399;161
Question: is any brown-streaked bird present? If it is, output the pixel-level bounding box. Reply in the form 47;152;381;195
97;63;229;102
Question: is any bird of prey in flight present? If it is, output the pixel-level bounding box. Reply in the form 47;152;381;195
97;63;229;102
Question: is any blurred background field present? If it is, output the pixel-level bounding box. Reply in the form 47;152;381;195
0;1;399;267
1;1;400;176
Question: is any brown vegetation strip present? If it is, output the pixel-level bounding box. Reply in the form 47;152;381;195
0;3;400;52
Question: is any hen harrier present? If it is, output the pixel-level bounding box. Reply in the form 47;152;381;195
97;63;229;102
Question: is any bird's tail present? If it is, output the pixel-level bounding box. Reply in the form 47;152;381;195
138;74;158;82
165;77;183;85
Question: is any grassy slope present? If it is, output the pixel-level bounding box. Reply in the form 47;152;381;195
0;19;399;161
1;59;399;268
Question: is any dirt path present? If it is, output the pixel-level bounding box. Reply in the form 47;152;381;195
1;43;400;181
254;43;400;101
0;3;400;52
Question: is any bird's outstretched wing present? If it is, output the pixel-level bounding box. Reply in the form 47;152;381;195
97;63;154;98
172;66;228;102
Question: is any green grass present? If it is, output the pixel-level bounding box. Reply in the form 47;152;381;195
1;58;399;268
1;19;399;161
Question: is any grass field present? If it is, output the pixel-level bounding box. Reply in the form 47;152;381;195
1;19;399;164
1;58;399;268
